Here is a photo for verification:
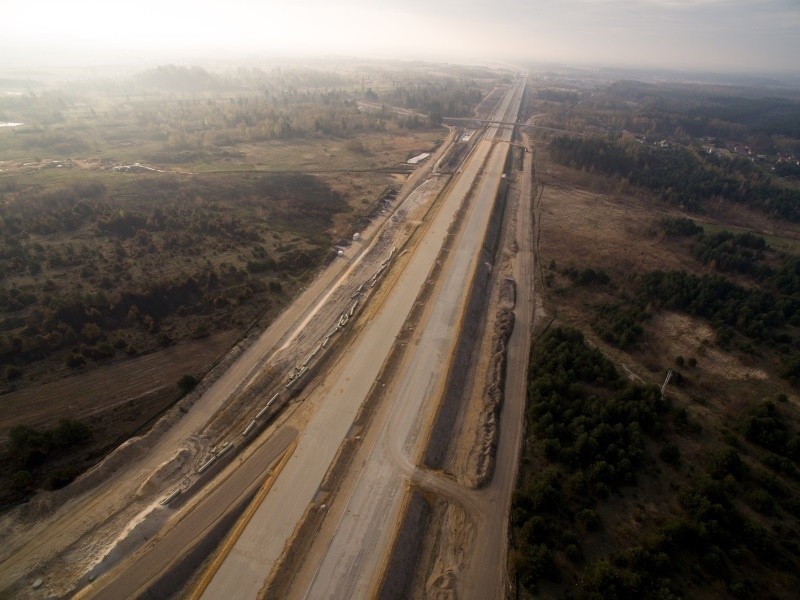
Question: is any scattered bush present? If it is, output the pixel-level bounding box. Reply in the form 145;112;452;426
65;353;86;368
659;216;703;237
660;442;681;466
4;365;22;380
177;374;198;394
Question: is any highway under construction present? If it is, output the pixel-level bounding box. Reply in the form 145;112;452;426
1;77;536;600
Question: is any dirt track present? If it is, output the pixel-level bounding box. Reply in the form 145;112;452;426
0;331;239;441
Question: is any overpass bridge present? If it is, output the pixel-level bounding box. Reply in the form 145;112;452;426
443;116;531;128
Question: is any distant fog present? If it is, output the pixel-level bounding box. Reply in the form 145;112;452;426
2;0;799;74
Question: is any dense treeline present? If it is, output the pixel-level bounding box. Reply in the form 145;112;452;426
539;79;800;156
514;327;800;597
380;79;483;124
0;173;344;239
637;270;796;346
569;217;800;380
690;230;768;277
121;89;393;155
608;80;800;140
3;67;489;156
592;302;648;350
590;265;798;357
658;217;800;291
577;440;799;599
135;65;220;91
549;135;800;221
511;327;669;591
684;96;800;139
658;216;704;237
6;419;93;495
512;327;668;591
537;88;581;103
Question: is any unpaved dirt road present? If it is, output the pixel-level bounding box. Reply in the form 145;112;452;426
458;127;537;599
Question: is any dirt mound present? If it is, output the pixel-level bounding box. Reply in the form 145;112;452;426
12;335;250;524
468;307;515;488
419;501;476;599
136;448;191;498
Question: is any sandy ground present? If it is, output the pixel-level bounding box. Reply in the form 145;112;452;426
231;81;525;600
414;500;476;600
649;312;768;382
200;122;496;599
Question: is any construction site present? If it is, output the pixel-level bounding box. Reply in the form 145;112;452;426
0;78;538;600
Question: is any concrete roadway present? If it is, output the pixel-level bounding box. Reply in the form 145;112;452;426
299;141;511;600
198;103;500;600
290;80;526;599
198;80;523;599
76;427;297;600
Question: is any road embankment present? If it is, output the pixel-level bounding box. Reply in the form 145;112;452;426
469;302;515;488
374;488;432;600
422;158;511;472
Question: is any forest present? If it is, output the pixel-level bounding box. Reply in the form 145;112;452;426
548;135;800;220
512;327;800;598
0;172;344;381
574;217;800;377
0;61;495;391
536;79;800;156
0;64;489;160
522;74;800;599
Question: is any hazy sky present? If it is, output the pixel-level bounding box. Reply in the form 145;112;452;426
2;0;799;72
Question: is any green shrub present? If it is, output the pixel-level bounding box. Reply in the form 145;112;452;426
746;489;776;515
659;216;703;237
